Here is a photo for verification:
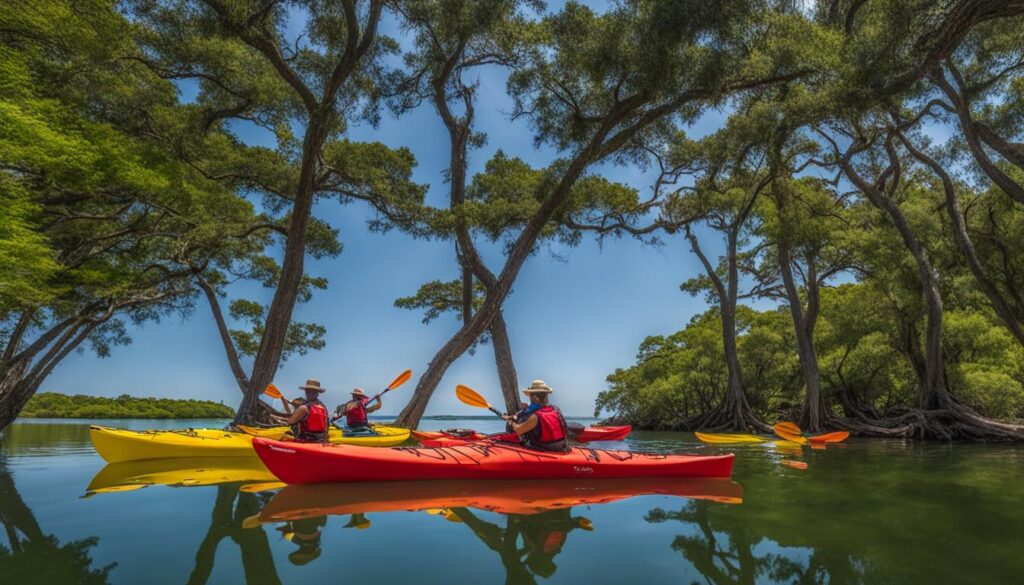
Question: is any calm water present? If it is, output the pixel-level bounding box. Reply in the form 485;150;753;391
1;418;1021;584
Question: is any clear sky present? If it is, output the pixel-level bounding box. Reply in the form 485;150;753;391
43;1;785;417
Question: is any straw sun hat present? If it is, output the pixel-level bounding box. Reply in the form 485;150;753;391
522;380;554;395
351;388;367;397
298;379;326;393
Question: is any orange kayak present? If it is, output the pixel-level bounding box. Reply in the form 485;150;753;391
252;438;734;484
258;477;743;521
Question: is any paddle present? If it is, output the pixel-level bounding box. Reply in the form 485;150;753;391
773;422;808;445
455;384;506;418
332;369;414;423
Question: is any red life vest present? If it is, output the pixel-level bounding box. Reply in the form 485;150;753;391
535;406;567;442
524;406;568;451
346;398;369;427
296;399;329;442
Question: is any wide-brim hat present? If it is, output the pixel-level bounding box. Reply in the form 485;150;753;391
351;388;367;397
299;379;326;393
522;379;554;395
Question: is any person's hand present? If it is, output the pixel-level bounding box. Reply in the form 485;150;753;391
501;415;513;422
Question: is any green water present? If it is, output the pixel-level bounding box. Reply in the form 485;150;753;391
1;419;1021;584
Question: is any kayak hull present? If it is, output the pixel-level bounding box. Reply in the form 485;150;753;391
259;477;743;521
252;438;735;484
91;426;254;463
695;432;771;445
90;424;411;463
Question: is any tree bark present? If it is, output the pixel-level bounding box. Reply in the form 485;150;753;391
488;310;521;415
778;237;827;432
681;226;770;433
840;144;951;409
197;277;250;392
897;132;1024;347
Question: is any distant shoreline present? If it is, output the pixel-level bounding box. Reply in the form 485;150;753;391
20;392;235;420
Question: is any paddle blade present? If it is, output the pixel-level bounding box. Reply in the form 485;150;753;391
781;459;808;470
264;384;282;399
774;427;808;445
775;421;801;435
455;385;492;410
387;369;413;390
808;431;850;444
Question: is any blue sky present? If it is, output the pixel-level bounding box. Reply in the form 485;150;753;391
43;1;786;417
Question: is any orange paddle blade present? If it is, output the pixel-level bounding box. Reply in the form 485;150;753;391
387;369;413;390
775;421;801;435
781;460;808;470
455;385;493;410
774;424;808;445
263;384;283;399
808;431;850;444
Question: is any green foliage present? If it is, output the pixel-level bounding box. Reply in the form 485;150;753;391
20;392;234;419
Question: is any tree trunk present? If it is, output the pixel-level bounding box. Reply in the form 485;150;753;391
489;310;520;415
898;133;1024;347
234;118;328;425
777;238;827;432
395;148;599;428
198;277;250;393
841;151;951;409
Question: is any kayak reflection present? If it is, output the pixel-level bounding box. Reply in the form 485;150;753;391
259;477;743;521
189;484;282;585
256;478;741;580
83;457;278;496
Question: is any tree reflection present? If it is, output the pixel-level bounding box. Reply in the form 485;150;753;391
188;485;281;585
452;507;590;585
647;500;864;584
0;459;113;584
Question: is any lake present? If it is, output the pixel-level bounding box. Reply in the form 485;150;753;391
1;418;1021;584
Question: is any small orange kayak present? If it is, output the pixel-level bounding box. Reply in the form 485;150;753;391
257;477;743;522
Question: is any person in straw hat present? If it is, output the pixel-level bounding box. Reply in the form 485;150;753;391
282;379;331;443
502;380;569;452
336;387;382;431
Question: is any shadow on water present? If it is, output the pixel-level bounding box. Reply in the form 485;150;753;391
0;457;114;584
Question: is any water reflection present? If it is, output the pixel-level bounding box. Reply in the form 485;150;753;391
188;485;280;585
256;478;742;582
84;457;277;495
0;458;114;584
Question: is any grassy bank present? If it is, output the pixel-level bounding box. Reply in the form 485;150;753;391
21;392;234;419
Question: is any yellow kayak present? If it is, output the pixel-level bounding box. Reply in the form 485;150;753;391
84;456;277;496
90;424;411;463
235;424;411;447
695;432;770;444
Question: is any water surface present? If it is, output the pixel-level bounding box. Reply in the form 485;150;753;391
1;418;1020;584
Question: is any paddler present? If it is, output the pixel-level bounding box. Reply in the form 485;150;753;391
501;380;569;452
281;379;330;443
336;388;382;431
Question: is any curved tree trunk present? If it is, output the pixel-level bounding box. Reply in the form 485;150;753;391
489;310;521;415
898;132;1024;347
777;238;827;432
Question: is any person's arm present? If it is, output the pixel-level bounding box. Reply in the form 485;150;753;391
366;398;382;414
504;413;538;436
286;404;308;426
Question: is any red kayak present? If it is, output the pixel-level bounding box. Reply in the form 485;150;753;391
410;425;632;444
252;438;734;484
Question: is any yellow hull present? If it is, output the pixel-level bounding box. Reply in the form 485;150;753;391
695;432;770;444
90;424;411;463
90;426;256;463
85;456;277;495
235;424;411;447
